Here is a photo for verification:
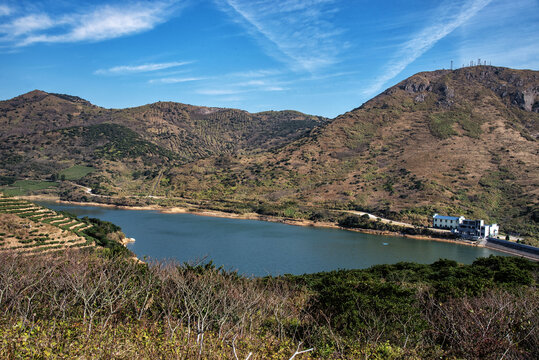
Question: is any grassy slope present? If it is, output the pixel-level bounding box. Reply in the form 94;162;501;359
0;180;58;196
0;91;326;200
58;165;95;180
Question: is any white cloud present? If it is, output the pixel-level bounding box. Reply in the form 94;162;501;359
149;77;204;84
264;86;285;91
364;0;493;96
0;4;12;16
237;80;266;86
95;61;192;75
0;1;183;46
218;0;344;72
186;67;289;95
9;14;55;36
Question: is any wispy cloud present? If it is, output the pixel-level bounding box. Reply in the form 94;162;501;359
0;4;13;17
7;14;55;36
364;0;493;96
149;77;205;84
235;78;287;91
95;61;192;75
0;1;184;46
264;86;285;91
227;69;282;78
218;0;345;72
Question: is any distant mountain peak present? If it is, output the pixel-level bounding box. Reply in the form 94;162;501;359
8;90;94;107
49;92;93;106
360;66;539;114
15;89;49;100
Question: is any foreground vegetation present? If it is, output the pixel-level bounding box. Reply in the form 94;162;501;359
0;251;536;359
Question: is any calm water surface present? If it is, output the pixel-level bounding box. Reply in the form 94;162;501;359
42;203;506;276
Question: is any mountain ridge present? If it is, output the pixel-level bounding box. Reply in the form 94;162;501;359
1;66;538;239
166;66;539;237
0;89;328;161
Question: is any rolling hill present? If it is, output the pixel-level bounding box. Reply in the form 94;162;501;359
1;66;537;238
168;66;539;236
0;90;326;196
0;90;326;171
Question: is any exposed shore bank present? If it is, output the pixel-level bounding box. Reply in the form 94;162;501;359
26;195;538;262
18;194;496;249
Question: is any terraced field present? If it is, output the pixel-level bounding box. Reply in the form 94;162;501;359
0;196;95;254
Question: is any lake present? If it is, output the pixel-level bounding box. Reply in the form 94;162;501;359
42;202;506;276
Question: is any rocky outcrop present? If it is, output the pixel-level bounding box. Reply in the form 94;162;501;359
521;88;538;112
388;67;539;113
402;80;431;93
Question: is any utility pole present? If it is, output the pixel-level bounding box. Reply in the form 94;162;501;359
451;60;453;70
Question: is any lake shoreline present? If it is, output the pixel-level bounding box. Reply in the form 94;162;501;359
19;194;485;249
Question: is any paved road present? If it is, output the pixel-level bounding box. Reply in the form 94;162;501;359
68;182;107;198
344;210;415;228
342;210;452;234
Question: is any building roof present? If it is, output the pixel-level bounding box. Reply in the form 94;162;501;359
433;214;463;220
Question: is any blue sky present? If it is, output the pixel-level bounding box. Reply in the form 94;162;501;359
0;0;538;118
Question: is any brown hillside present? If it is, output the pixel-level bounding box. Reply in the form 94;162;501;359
169;66;538;235
0;90;326;157
0;91;326;181
0;66;537;237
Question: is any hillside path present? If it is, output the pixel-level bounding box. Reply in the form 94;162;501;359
343;210;415;228
68;182;107;198
342;210;451;234
149;169;164;197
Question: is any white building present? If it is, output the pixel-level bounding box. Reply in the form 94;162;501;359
433;214;500;239
458;219;501;239
458;219;484;238
432;214;465;230
481;223;499;238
